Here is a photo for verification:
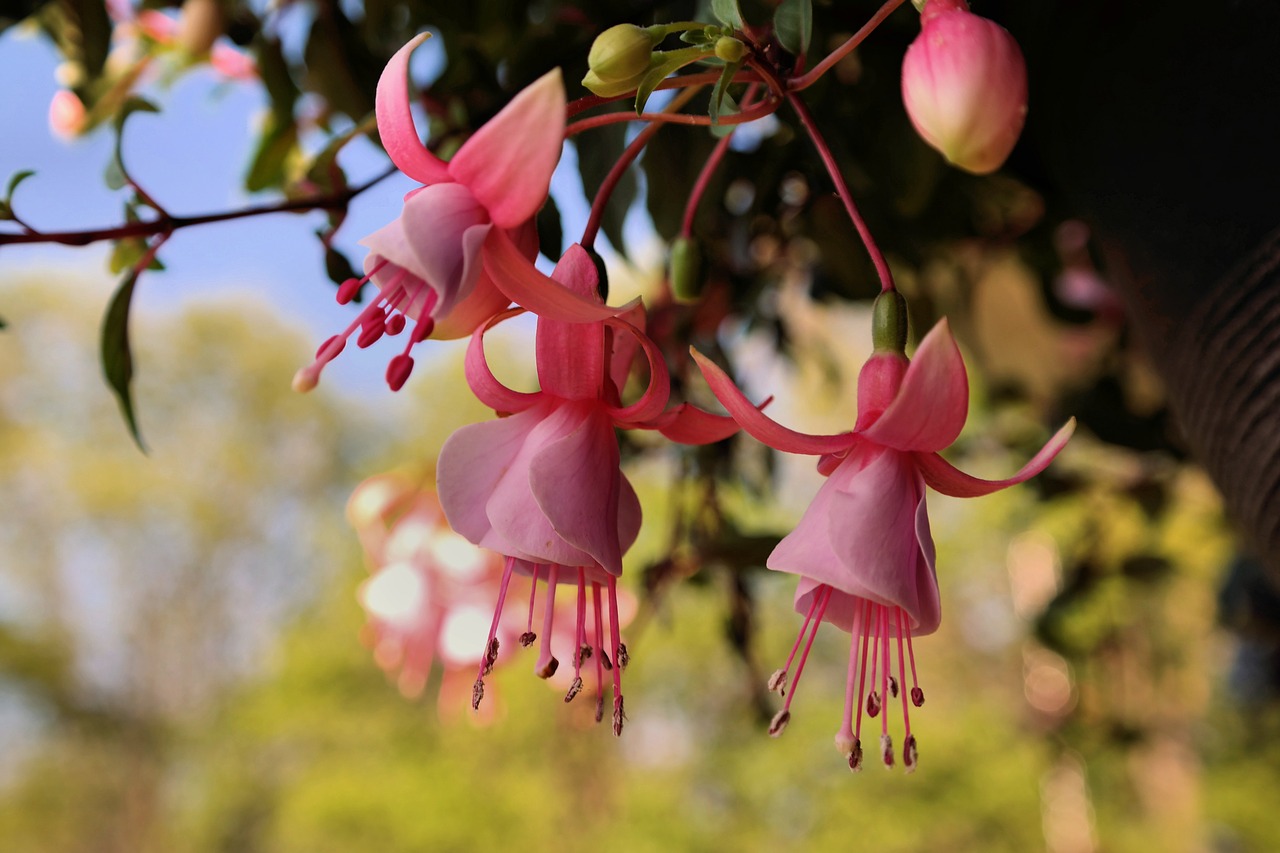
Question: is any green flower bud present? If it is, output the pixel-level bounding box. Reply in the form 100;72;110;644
582;66;648;98
670;237;702;302
714;36;746;64
588;24;657;83
871;291;909;354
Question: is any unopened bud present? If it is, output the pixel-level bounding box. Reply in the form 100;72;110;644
768;709;791;737
669;236;703;302
901;0;1027;174
588;24;658;82
714;36;745;64
871;291;909;354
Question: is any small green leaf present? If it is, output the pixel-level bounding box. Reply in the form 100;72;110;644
104;158;127;191
304;112;376;191
323;245;358;286
711;0;743;30
0;201;11;221
107;97;159;192
709;60;741;124
774;0;813;56
635;47;712;114
245;116;299;193
5;169;35;201
711;93;740;137
101;268;146;452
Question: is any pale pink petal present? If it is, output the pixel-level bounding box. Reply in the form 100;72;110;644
916;417;1076;498
606;317;670;426
861;318;969;452
376;34;450;185
437;405;545;545
400;183;490;315
691;348;854;456
825;451;938;632
360;217;436;287
449;69;566;229
616;471;642;557
483;228;630;322
464;308;542;413
529;405;627;575
482;402;600;568
536;245;606;400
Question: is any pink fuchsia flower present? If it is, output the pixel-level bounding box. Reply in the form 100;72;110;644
901;0;1028;175
297;34;615;393
693;316;1073;770
437;243;740;733
348;474;513;708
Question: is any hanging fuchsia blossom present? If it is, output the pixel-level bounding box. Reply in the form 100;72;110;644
437;244;740;733
901;0;1028;175
296;34;610;393
694;314;1073;770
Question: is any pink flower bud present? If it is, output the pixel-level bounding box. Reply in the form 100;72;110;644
901;0;1027;175
48;90;87;140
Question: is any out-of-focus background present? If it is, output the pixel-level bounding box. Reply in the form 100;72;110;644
3;2;1280;851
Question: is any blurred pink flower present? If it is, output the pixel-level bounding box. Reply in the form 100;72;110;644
901;0;1027;174
438;244;739;733
48;90;87;140
348;474;512;713
695;319;1073;769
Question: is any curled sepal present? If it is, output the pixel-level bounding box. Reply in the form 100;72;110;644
484;228;633;323
651;402;741;445
375;34;450;185
464;307;543;414
860;319;969;453
605;318;671;426
915;418;1076;497
690;348;853;455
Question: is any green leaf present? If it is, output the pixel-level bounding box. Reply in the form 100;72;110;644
323;245;358;286
101;268;146;452
774;0;813;56
711;93;740;137
711;0;743;30
304;112;376;192
635;47;711;114
5;169;34;201
245;116;299;193
107;97;159;192
256;36;299;124
709;60;741;125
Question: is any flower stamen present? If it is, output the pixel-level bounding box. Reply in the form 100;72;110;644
535;564;560;678
473;556;516;710
771;584;832;737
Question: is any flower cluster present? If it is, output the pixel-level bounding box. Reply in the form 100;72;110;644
326;0;1062;767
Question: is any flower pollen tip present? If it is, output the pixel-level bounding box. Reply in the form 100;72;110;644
471;678;485;710
386;354;414;391
848;738;864;772
617;643;630;670
577;645;592;665
291;368;319;394
768;709;791;738
536;655;560;679
612;696;626;737
565;676;583;703
867;691;882;718
880;733;895;769
519;631;537;648
595;695;605;724
904;734;918;773
889;675;900;698
482;637;500;676
336;277;363;305
767;668;788;694
911;687;925;707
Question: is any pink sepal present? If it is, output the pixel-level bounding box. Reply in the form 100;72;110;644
651;403;741;445
606;318;671;426
915;418;1075;497
483;229;632;322
376;34;451;185
464;308;543;414
536;245;607;400
449;69;566;229
691;348;853;456
860;319;969;453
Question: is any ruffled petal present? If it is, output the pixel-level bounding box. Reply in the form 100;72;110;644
529;405;627;575
484;228;632;322
691;348;854;455
400;183;491;315
605;317;670;426
449;69;566;229
535;245;606;400
375;34;451;185
916;417;1076;497
861;318;969;452
824;452;937;630
436;406;543;545
464;307;542;413
483;402;599;569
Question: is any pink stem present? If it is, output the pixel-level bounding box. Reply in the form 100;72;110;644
788;0;909;92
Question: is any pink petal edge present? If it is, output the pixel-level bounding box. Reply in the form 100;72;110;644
606;317;671;426
916;417;1076;498
690;348;853;456
861;318;970;452
652;403;741;445
376;34;451;185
